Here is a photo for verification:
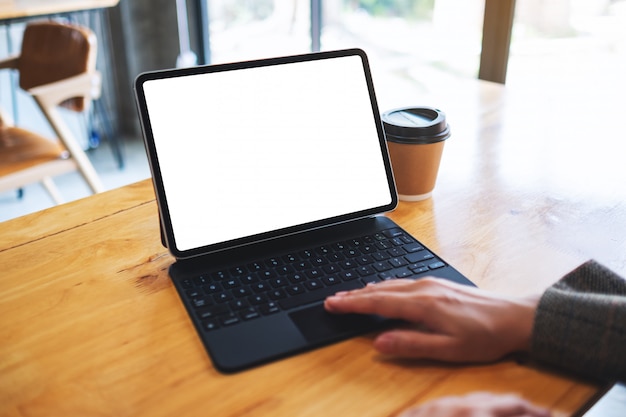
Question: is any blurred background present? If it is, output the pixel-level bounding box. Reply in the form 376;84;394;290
1;0;625;220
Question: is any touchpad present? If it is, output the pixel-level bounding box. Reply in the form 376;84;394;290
289;303;382;343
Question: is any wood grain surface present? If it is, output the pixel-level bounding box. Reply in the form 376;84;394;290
2;75;624;416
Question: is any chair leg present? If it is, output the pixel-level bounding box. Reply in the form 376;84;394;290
41;177;65;205
36;104;105;194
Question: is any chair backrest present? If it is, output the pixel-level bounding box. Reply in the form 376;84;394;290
17;21;97;112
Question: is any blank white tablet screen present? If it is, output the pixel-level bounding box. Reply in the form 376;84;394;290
142;54;392;252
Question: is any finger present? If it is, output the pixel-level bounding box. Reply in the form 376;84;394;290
324;289;429;321
331;277;471;300
325;277;451;316
397;393;551;417
373;329;461;361
330;279;419;298
464;393;551;417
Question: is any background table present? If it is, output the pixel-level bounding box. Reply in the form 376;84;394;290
1;75;625;416
0;0;119;20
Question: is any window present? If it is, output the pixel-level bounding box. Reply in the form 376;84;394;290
508;0;626;89
203;0;485;84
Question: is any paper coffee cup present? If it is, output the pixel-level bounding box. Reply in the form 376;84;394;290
382;107;450;201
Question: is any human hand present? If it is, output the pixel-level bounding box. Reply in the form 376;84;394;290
324;278;539;362
398;392;551;417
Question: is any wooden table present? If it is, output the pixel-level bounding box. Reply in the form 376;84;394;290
1;74;625;416
0;0;119;20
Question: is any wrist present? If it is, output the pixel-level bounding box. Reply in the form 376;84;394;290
509;294;540;353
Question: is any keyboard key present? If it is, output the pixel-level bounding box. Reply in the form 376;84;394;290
266;258;282;268
288;273;306;283
372;252;390;261
194;275;210;286
294;261;311;271
204;283;221;294
378;272;396;280
276;265;295;275
404;242;424;253
224;279;240;289
327;252;344;262
304;279;323;291
379;269;412;280
192;297;210;308
211;271;228;281
186;289;202;298
400;235;414;244
258;270;275;280
339;259;357;270
356;255;374;265
360;245;376;254
322;276;341;286
305;268;322;279
316;246;331;255
332;242;347;251
230;299;250;310
348;238;363;247
388;247;406;257
202;319;220;331
372;232;386;241
259;302;280;315
214;292;233;303
339;270;358;281
249;294;268;305
268;289;287;300
428;261;446;270
270;277;289;288
373;262;392;272
196;304;228;319
383;228;403;238
299;249;314;258
389;257;408;268
232;287;252;298
286;284;305;295
240;274;258;284
362;276;381;285
395;268;413;278
220;313;240;326
311;256;327;266
248;262;264;271
405;251;435;263
283;253;298;263
240;308;260;321
375;240;392;250
230;266;247;276
409;264;430;274
356;266;375;277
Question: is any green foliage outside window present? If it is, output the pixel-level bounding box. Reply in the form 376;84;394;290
344;0;435;20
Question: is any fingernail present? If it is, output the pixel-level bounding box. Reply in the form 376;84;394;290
374;333;394;354
324;298;338;312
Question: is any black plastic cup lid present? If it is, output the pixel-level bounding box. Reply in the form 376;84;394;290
382;106;451;144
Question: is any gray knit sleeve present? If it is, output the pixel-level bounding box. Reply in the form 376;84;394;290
530;260;626;382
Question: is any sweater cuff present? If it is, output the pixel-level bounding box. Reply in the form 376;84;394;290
530;260;626;381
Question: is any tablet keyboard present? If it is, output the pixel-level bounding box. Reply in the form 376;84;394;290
178;227;446;332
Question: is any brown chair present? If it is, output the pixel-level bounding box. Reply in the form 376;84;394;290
0;21;105;204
